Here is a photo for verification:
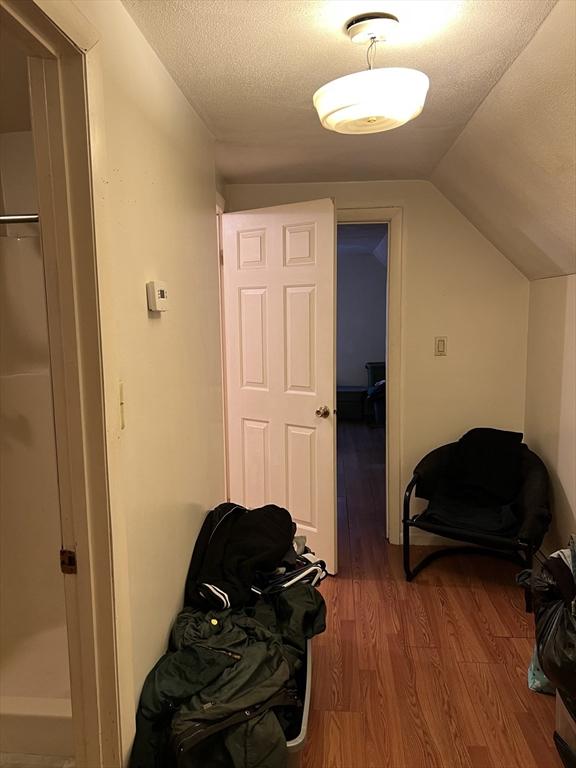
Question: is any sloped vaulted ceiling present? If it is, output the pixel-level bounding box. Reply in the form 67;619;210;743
432;0;576;280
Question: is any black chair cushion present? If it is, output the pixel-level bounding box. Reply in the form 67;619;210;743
421;495;521;538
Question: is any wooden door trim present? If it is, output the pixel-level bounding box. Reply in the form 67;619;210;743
216;205;230;501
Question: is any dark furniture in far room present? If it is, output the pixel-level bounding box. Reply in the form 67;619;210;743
365;361;386;387
336;385;366;421
403;428;551;611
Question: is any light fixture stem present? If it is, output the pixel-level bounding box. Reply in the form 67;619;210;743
366;37;378;70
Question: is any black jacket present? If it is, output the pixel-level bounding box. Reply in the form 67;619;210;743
185;503;295;610
130;584;326;768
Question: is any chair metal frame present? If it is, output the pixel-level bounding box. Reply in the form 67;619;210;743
403;475;535;611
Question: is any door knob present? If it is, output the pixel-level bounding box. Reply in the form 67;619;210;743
315;405;330;418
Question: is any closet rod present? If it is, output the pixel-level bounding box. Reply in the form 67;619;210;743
0;214;39;224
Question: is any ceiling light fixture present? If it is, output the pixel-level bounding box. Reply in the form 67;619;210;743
313;13;430;135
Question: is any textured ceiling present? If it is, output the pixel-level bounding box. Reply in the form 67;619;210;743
122;0;556;184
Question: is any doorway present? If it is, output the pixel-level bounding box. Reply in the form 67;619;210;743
336;223;388;544
220;203;404;572
0;30;73;760
0;2;121;764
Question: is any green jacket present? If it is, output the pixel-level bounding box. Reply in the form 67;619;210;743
130;583;325;768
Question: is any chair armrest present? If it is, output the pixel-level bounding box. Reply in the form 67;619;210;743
403;475;418;522
517;447;551;547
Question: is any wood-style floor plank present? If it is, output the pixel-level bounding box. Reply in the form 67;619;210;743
301;422;560;768
331;711;367;768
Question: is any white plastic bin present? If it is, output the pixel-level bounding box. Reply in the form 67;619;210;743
287;639;312;768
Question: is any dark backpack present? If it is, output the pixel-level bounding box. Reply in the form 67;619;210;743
184;503;295;609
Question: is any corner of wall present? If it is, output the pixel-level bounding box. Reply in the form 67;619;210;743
524;274;576;552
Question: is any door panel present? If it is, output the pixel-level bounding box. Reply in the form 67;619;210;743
285;285;316;393
239;288;268;389
242;418;270;507
223;199;337;572
286;423;317;529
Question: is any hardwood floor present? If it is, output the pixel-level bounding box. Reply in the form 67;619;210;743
301;422;560;768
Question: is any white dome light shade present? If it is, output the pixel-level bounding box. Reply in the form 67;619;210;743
313;68;429;134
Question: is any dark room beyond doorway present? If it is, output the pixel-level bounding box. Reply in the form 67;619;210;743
336;222;387;534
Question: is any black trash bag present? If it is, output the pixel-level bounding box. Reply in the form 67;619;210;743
532;541;576;698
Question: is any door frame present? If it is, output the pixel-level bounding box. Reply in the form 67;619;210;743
216;203;230;502
0;1;122;764
336;208;404;545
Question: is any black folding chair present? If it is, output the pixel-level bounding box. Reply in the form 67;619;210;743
403;429;551;612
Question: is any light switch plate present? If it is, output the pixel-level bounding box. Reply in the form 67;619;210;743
434;336;447;356
146;281;168;312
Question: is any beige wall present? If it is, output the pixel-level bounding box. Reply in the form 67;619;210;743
225;181;530;525
71;0;226;753
525;275;576;550
432;0;576;280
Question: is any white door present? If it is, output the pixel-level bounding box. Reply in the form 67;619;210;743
222;199;337;573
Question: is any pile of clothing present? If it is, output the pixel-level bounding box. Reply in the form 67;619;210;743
130;503;327;768
526;537;576;766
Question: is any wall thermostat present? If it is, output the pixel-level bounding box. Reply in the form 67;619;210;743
146;281;169;312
